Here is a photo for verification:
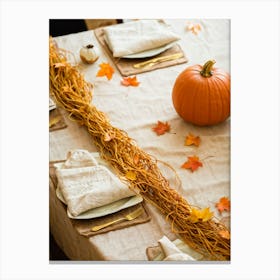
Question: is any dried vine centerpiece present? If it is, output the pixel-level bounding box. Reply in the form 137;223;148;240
49;38;230;260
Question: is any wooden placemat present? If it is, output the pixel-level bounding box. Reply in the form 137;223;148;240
94;26;188;76
49;108;67;132
49;161;151;237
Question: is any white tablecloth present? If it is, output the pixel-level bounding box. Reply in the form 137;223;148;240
49;19;230;261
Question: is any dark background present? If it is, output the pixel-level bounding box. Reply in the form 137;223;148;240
49;19;87;37
49;19;123;37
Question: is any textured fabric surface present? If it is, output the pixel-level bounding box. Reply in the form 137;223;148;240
49;19;230;261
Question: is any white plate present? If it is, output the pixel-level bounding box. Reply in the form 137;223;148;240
56;188;143;219
122;41;176;59
55;152;143;219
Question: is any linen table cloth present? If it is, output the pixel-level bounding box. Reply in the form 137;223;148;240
49;19;230;261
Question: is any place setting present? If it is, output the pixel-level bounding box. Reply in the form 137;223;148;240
94;19;188;76
49;149;151;237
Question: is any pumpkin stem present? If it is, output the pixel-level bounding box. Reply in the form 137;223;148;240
200;60;216;77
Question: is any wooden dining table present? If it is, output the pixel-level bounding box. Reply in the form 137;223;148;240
49;18;230;261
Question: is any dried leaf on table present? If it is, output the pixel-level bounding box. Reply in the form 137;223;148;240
152;121;170;136
189;207;213;223
121;76;140;87
215;197;230;213
96;62;114;80
181;156;203;172
186;22;202;35
185;133;201;147
125;170;137;181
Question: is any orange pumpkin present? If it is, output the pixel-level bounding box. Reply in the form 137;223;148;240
172;60;230;126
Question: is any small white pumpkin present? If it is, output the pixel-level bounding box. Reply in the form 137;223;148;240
79;44;100;64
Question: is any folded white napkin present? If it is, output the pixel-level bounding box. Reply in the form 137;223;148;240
158;236;195;261
55;149;136;217
103;19;180;57
49;97;56;111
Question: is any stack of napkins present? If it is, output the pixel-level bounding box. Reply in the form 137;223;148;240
55;149;136;217
103;19;180;57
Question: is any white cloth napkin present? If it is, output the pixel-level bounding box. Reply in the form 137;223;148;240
49;97;56;111
103;19;180;57
55;149;136;217
158;236;195;261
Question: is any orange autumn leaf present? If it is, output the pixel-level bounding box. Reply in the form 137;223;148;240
125;170;137;181
121;76;140;87
96;62;114;80
189;207;213;223
218;230;230;240
152;121;170;136
186;22;202;35
181;156;203;172
215;197;230;213
185;133;201;147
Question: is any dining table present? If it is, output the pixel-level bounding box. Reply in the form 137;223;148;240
49;18;230;261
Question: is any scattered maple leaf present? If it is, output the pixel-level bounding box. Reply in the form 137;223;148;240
96;62;114;80
186;21;202;35
189;207;213;223
121;76;140;87
181;156;203;172
185;133;201;147
215;197;230;213
125;170;137;181
218;230;230;240
152;121;170;136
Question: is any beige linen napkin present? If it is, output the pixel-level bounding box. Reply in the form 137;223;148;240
49;97;56;111
158;236;195;261
55;149;136;217
94;27;188;76
146;236;204;261
103;19;180;57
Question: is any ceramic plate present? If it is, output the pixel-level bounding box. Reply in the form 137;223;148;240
122;42;176;59
55;152;143;219
56;188;143;219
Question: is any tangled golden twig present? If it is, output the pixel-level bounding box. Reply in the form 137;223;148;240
49;38;230;260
